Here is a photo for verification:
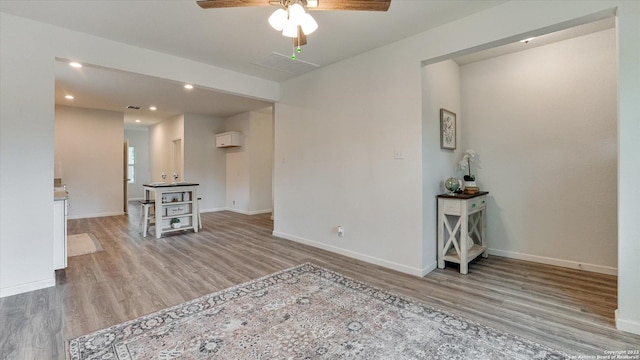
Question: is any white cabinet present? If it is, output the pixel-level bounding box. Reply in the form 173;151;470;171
53;198;68;270
215;131;242;148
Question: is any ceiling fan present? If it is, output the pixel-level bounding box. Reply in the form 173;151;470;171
197;0;391;59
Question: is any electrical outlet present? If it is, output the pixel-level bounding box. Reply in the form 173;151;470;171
232;200;236;205
337;226;344;237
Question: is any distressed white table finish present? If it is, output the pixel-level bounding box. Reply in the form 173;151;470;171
143;182;199;239
437;191;489;274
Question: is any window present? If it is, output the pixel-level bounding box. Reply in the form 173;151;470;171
128;146;135;183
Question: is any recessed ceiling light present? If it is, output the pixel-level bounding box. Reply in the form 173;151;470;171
135;119;141;123
520;37;535;44
65;95;74;100
149;106;157;111
69;62;83;68
184;84;194;90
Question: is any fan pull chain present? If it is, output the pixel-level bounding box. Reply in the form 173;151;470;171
291;26;302;60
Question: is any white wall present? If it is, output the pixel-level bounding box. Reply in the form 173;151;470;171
1;0;638;336
125;128;150;200
150;115;184;182
183;113;227;212
0;11;278;296
249;108;274;213
616;0;640;335
460;29;618;273
274;41;425;275
55;105;124;219
225;109;274;215
226;113;251;212
0;14;56;296
421;60;462;272
273;1;640;334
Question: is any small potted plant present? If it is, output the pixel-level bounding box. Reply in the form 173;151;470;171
170;217;181;229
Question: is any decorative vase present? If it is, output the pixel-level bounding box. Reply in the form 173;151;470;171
171;222;181;229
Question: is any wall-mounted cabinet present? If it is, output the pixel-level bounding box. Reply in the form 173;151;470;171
215;131;242;148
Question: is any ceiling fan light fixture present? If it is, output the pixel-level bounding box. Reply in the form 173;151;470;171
300;13;318;35
268;8;287;31
288;3;305;25
282;20;298;38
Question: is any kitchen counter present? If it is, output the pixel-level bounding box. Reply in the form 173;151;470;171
54;190;69;201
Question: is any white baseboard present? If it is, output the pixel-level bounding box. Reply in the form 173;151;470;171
227;208;273;216
615;309;640;336
199;207;228;213
0;277;55;298
422;261;438;276
488;248;617;275
272;231;424;277
68;211;125;220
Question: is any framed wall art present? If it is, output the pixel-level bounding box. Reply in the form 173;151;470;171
440;108;456;150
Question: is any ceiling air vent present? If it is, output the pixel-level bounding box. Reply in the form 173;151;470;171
252;52;319;75
126;105;141;110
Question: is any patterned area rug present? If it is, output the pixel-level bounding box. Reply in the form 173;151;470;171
67;263;566;359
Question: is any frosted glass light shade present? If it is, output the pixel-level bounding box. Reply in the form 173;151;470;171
268;9;287;31
300;13;318;35
288;3;305;25
282;20;298;38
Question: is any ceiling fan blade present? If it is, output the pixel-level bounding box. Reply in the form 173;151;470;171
293;28;307;47
309;0;391;11
197;0;272;9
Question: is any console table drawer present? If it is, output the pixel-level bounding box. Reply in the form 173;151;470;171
443;200;461;215
467;196;486;213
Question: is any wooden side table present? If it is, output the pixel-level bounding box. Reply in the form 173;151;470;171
437;191;489;274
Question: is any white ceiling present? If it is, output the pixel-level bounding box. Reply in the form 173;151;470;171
55;62;274;128
0;0;508;82
1;1;613;129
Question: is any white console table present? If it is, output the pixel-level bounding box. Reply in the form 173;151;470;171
437;191;489;274
143;183;199;239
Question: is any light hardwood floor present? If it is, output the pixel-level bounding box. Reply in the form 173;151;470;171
1;204;638;359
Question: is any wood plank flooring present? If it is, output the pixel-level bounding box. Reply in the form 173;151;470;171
1;204;638;359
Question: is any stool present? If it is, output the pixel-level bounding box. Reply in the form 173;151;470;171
138;200;155;237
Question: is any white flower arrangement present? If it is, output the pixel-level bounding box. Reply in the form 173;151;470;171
458;149;478;181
